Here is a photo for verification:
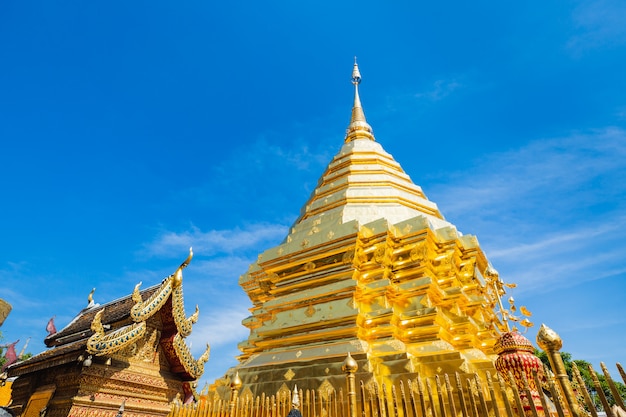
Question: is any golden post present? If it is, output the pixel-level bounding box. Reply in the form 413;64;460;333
342;352;359;417
536;324;583;417
230;372;242;417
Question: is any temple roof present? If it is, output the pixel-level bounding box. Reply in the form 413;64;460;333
43;285;160;348
9;250;209;381
8;286;159;376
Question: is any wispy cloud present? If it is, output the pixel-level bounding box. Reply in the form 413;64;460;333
488;220;623;260
0;263;68;311
415;78;462;101
499;235;626;293
224;136;333;174
183;256;256;297
567;0;626;52
188;308;249;350
427;127;626;294
431;127;626;218
139;223;287;375
187;302;250;383
142;223;288;258
175;134;335;220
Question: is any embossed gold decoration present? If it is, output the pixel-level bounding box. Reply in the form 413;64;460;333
284;369;295;381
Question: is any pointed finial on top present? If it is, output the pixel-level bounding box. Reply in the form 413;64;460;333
292;384;300;408
345;58;374;143
87;288;96;307
351;57;361;85
116;399;125;417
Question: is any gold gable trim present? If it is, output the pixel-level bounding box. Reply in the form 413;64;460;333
172;334;210;379
172;285;199;338
130;279;173;322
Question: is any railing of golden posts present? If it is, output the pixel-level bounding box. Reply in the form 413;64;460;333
169;339;626;417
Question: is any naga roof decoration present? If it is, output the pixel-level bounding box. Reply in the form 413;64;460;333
84;248;208;379
172;334;210;377
130;249;193;322
86;308;147;356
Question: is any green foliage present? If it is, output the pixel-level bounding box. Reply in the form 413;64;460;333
0;331;5;369
0;332;32;370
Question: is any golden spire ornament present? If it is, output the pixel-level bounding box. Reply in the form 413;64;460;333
484;265;533;333
345;57;375;142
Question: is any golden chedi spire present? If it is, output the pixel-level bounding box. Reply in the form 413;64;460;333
287;60;447;231
236;62;508;397
345;58;375;142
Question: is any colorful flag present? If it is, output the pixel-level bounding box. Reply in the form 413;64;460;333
46;317;57;335
1;340;19;371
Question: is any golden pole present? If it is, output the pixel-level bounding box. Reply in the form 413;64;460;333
536;324;583;417
230;372;242;417
484;267;512;332
342;352;359;417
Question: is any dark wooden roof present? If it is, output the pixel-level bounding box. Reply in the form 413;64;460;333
44;284;160;347
8;284;162;377
7;338;86;376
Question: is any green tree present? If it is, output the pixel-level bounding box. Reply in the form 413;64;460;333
0;330;5;369
0;333;32;371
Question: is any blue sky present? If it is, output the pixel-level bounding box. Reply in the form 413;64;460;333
1;1;625;386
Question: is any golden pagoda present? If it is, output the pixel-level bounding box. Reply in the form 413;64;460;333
232;62;511;397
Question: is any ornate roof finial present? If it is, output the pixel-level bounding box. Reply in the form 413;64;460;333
345;57;375;143
87;288;96;308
